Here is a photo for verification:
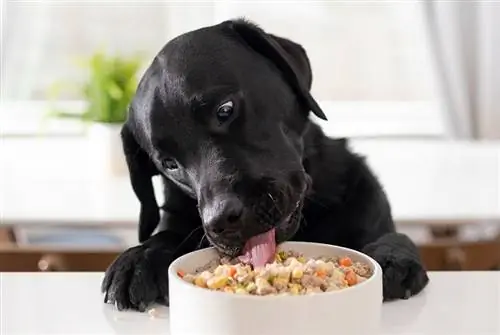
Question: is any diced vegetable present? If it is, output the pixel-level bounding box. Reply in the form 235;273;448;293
345;270;357;286
214;266;224;276
207;276;229;289
200;271;213;280
291;268;304;279
235;287;247;294
194;276;207;288
278;251;287;261
289;284;302;295
245;282;257;293
256;277;270;288
315;269;327;278
286;257;302;269
339;257;353;267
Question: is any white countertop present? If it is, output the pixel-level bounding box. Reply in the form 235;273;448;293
1;138;499;227
1;272;499;334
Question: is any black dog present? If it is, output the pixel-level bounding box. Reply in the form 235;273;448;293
102;19;429;311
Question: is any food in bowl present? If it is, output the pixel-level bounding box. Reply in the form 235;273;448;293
177;250;372;295
169;242;383;335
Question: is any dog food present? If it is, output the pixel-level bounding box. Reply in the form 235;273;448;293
177;250;372;295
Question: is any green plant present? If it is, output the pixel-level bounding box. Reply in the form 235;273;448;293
50;51;143;123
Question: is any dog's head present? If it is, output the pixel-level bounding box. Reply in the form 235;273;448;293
122;19;327;256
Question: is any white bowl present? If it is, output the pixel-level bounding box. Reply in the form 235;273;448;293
168;242;383;335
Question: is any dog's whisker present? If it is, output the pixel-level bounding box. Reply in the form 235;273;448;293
172;225;204;255
267;192;284;216
197;233;208;249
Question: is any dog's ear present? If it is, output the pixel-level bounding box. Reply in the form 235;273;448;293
228;19;328;121
121;122;160;243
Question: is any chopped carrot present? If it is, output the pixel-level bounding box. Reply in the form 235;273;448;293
339;257;353;267
315;269;327;278
177;270;185;278
228;267;237;277
345;270;357;286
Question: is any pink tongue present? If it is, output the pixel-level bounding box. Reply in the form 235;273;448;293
239;228;276;268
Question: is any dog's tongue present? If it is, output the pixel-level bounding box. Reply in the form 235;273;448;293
239;228;276;268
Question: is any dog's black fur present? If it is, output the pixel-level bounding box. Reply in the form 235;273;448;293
102;19;429;311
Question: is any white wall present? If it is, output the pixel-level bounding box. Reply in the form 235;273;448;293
3;1;440;106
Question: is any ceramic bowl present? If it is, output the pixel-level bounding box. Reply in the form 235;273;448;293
168;242;383;335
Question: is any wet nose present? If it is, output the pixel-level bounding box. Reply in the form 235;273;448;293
202;195;244;235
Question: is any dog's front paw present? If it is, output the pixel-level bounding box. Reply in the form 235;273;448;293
362;232;429;301
101;243;173;311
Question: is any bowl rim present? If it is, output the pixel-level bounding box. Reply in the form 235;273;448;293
168;241;383;300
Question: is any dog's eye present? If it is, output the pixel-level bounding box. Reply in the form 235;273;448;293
216;101;234;124
161;158;178;170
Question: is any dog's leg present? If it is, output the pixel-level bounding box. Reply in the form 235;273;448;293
101;223;203;311
362;232;430;301
102;177;202;312
301;129;429;301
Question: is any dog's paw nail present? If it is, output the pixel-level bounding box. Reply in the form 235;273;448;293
404;289;411;299
138;302;147;312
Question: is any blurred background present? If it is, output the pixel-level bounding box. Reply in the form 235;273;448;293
0;0;498;272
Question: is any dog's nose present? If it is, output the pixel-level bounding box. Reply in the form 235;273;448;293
202;195;244;235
